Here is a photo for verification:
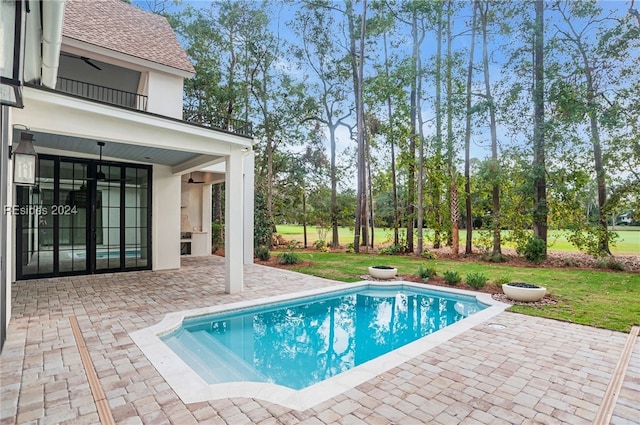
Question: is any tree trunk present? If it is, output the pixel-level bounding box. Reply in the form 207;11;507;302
349;0;367;253
480;1;501;257
383;33;400;247
433;4;443;249
302;190;308;248
446;0;457;256
330;124;339;247
412;8;421;255
464;2;478;255
532;0;547;252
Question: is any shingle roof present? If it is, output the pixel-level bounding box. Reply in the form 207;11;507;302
63;0;195;74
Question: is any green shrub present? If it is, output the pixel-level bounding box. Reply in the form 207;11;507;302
421;250;437;260
313;239;327;251
379;244;407;255
521;236;547;264
495;276;511;286
417;265;437;281
255;246;270;261
278;251;302;265
466;272;488;289
345;243;355;254
443;270;461;286
594;257;626;271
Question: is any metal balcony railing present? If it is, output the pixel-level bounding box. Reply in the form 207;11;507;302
56;77;148;111
205;114;253;137
54;77;253;137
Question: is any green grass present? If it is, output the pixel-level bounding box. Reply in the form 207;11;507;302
280;251;640;333
276;224;640;255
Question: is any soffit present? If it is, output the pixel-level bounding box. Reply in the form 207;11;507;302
21;130;218;167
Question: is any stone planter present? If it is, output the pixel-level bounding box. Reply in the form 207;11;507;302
502;282;546;302
368;266;398;280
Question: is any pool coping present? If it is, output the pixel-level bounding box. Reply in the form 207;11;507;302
130;281;510;411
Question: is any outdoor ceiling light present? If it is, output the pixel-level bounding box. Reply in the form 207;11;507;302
0;0;26;108
11;132;37;186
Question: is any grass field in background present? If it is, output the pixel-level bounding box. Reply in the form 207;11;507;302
276;251;640;332
275;224;640;255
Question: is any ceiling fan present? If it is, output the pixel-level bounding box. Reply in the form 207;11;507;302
61;52;102;70
186;172;204;184
93;142;128;183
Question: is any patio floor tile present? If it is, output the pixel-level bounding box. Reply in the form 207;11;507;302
1;256;638;424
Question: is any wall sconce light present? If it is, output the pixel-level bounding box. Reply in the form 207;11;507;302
10;131;38;186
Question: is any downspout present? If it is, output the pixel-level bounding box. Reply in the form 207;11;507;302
40;0;65;88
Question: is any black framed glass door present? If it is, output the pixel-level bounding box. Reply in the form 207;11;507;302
16;154;152;279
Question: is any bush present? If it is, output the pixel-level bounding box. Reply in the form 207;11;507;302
521;236;547;264
421;250;437;260
313;239;328;252
345;243;355;254
466;272;488;289
417;265;437;281
379;244;408;255
594;257;626;271
443;270;461;286
255;245;270;261
495;276;511;286
278;251;302;265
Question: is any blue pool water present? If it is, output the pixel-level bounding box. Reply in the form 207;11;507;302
161;285;487;390
74;249;141;259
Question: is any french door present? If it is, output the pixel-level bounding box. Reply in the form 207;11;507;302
16;155;151;279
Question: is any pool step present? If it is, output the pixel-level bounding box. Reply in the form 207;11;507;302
165;330;268;384
162;334;221;384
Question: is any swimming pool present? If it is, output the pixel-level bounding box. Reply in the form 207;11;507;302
131;281;508;410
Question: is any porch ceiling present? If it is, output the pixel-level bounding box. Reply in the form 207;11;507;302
19;130;220;167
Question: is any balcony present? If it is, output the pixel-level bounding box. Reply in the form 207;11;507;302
54;77;253;137
56;77;148;111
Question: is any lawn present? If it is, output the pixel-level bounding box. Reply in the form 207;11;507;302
270;251;640;333
276;224;640;255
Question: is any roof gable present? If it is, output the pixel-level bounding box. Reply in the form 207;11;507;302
63;0;194;74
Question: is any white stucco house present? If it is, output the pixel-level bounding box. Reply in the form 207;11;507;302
1;0;254;349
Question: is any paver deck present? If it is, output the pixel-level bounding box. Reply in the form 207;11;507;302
1;256;638;424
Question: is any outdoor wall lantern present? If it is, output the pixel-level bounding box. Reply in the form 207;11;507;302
0;0;26;108
10;131;37;186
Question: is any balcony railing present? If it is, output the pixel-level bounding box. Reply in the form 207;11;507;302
54;77;253;137
56;77;148;111
204;114;253;138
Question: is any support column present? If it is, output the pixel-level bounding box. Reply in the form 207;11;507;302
225;150;244;293
202;183;212;249
243;151;254;265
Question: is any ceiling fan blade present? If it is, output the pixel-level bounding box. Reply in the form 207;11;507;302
61;52;102;70
82;57;102;70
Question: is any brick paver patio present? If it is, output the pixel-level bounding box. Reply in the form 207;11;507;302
1;256;638;424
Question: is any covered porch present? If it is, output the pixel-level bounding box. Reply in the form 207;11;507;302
6;85;253;293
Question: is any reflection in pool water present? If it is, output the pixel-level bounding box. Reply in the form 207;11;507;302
162;286;485;390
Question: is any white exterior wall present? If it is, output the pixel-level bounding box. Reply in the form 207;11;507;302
153;164;181;270
146;71;184;119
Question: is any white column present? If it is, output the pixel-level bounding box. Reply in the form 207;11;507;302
152;165;180;270
243;151;254;265
225;150;244;293
202;183;212;240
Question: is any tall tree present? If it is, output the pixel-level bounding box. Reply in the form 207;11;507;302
478;0;502;257
292;4;351;247
532;0;547;252
551;0;620;255
463;2;478;255
348;0;369;253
